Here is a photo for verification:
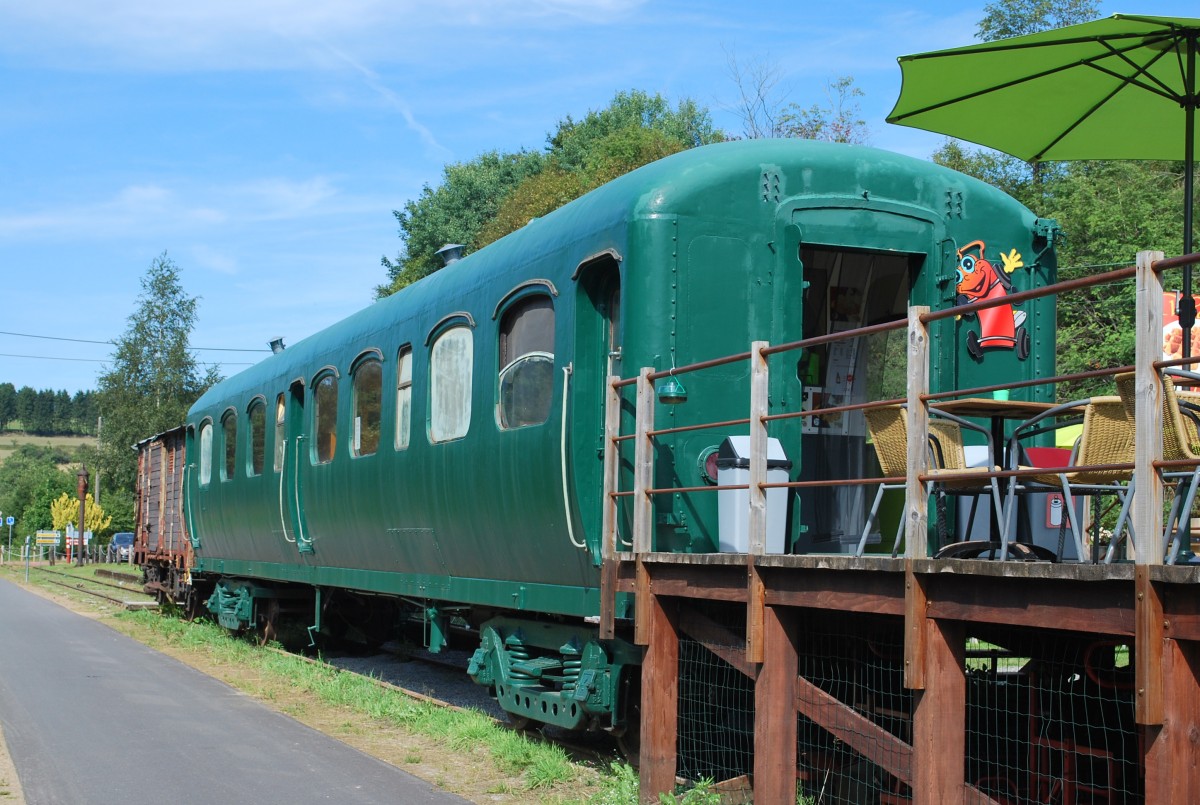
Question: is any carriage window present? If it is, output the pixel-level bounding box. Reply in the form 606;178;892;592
395;346;413;450
352;358;382;457
199;421;213;486
429;326;472;442
314;373;338;463
221;412;237;481
273;394;286;472
248;400;265;476
498;296;554;429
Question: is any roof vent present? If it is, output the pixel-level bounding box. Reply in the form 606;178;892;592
269;337;286;354
435;244;465;266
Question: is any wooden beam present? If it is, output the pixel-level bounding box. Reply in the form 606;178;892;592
639;593;678;803
904;562;928;690
753;606;797;805
794;672;912;783
925;576;1135;636
905;306;930;559
764;567;905;615
1133;250;1165;567
600;374;621;640
912;617;966;803
746;557;765;664
746;342;769;664
1144;638;1200;804
632;368;655;555
1136;565;1165;725
677;608;756;680
634;558;651;646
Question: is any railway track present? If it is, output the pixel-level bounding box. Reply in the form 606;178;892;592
31;566;158;610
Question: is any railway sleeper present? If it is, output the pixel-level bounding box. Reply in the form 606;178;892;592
467;616;639;732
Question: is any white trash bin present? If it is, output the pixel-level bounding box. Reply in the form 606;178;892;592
716;436;792;553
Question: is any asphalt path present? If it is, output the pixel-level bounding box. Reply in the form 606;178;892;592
0;578;467;804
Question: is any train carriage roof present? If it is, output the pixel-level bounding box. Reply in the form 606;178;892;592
189;138;1035;417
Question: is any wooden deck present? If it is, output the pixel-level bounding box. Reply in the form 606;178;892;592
609;252;1200;804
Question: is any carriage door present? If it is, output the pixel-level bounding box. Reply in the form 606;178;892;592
796;247;916;552
573;252;622;559
280;380;313;554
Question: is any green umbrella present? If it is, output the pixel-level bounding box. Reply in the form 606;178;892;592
888;14;1199;335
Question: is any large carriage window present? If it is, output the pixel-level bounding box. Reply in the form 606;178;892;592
273;394;286;472
221;412;237;481
314;373;338;463
395;346;412;450
498;296;554;429
248;400;265;477
198;421;213;486
352;357;382;457
429;326;472;443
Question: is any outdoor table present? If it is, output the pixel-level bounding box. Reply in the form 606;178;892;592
929;398;1086;544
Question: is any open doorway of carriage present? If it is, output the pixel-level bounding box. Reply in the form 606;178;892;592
572;250;623;559
794;246;917;554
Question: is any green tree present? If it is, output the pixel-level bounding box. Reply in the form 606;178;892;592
0;382;15;432
547;90;722;173
777;76;869;145
1044;160;1185;396
96;253;219;493
14;385;35;429
0;445;75;538
476;125;692;248
377;90;723;298
377;150;547;296
977;0;1100;40
931;139;1038;209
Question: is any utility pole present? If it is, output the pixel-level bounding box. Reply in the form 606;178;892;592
76;464;88;567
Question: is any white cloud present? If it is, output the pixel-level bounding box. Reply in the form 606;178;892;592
0;175;394;242
0;0;647;70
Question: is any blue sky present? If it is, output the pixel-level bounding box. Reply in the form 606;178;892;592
0;1;1192;394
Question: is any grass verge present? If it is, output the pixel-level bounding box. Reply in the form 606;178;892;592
0;564;733;804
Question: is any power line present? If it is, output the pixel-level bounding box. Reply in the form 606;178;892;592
0;352;253;367
0;329;271;353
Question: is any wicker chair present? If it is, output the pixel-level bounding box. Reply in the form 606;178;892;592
1115;371;1200;563
1001;397;1135;563
857;404;1005;557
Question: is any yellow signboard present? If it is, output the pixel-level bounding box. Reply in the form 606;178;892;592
35;530;61;546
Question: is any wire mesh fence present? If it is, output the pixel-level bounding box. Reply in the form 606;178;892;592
672;603;1142;803
677;602;755;783
967;630;1139;804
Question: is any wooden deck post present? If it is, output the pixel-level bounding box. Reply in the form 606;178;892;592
1134;251;1166;726
1144;637;1200;804
600;374;621;640
753;605;798;805
639;591;679;803
633;368;656;646
747;341;769;663
905;306;930;559
911;615;966;804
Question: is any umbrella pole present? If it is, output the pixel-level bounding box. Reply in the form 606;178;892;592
1182;34;1196;358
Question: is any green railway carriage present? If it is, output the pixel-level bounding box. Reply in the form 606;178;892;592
181;138;1058;733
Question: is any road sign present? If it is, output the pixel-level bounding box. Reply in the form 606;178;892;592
35;530;61;546
5;516;12;526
